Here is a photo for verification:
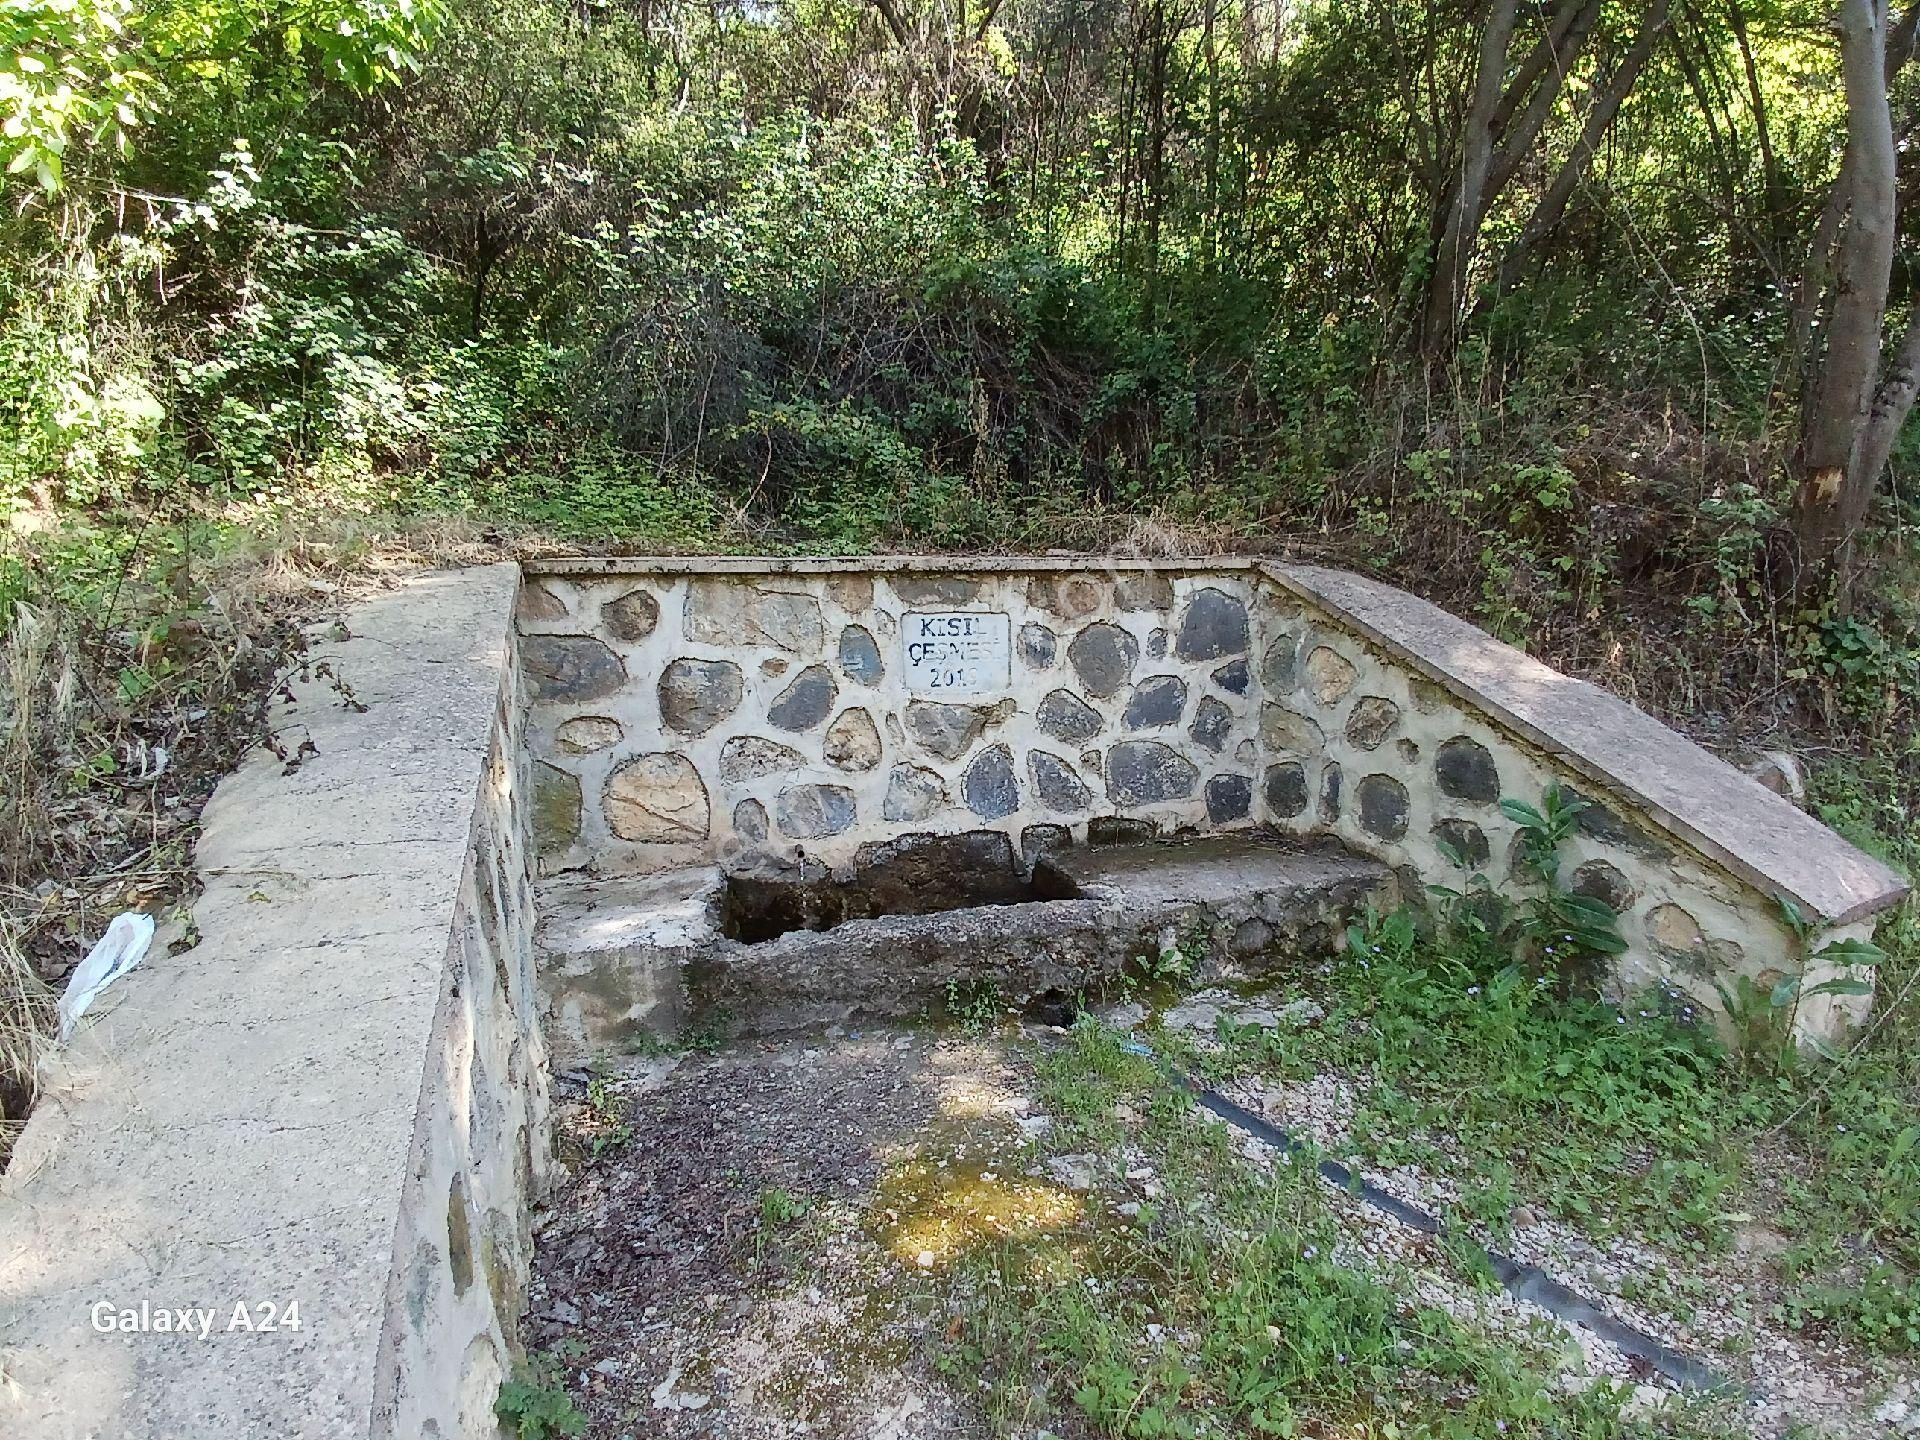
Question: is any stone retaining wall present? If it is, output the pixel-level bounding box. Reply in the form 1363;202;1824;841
523;557;1909;1043
0;565;548;1439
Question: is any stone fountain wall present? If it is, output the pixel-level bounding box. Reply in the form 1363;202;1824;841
519;564;1268;872
519;558;1908;1044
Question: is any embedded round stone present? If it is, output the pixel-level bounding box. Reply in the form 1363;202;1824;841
828;574;873;612
1018;623;1057;670
776;783;856;839
684;581;824;653
824;708;882;771
523;634;626;702
905;699;991;759
1115;571;1174;611
1410;677;1448;714
1173;586;1250;661
1571;859;1635;913
555;715;622;754
1206;774;1253;823
1260;634;1299;690
1028;572;1105;619
533;762;582;853
719;735;804;783
1189;696;1233;753
516;582;566;622
762;657;788;676
1107;740;1198;807
767;664;837;732
1037;689;1103;744
1264;762;1308;818
1646;903;1704;955
1123;675;1188;729
1435;736;1499;803
1305;646;1358;706
1396;738;1420;764
838;625;883;685
883;764;946;822
603;587;660;642
1431;817;1490;869
1319;762;1343;821
733;799;769;843
1345;696;1401;750
1356;774;1410;840
893;575;981;605
604;753;709;843
657;658;744;736
964;744;1021;819
1562;785;1670;858
1147;629;1168;658
1089;816;1155;845
1029;751;1091;812
1260;703;1324;756
1068;622;1140;698
1210;659;1250;695
1081;749;1103;773
1021;824;1072;863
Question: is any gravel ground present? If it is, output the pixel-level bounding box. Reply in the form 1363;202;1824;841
1152;986;1920;1439
527;1033;1013;1439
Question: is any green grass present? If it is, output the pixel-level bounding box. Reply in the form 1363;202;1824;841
1153;757;1920;1364
930;1021;1744;1439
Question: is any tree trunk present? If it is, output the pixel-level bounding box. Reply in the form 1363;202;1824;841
1490;0;1601;137
1789;7;1918;367
1850;302;1920;502
1793;0;1898;581
1483;0;1607;202
1419;0;1522;359
1495;0;1671;291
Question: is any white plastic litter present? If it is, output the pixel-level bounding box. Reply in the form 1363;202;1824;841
57;911;155;1041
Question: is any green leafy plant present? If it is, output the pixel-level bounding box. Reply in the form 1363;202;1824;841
582;1062;632;1157
1712;901;1881;1073
1498;786;1628;971
944;976;1002;1034
759;1186;807;1227
495;1358;586;1440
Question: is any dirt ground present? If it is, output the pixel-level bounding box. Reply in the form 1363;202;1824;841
527;1004;1918;1440
528;1031;1005;1437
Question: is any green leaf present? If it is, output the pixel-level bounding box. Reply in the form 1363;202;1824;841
1814;936;1886;967
1801;976;1873;999
1498;797;1547;829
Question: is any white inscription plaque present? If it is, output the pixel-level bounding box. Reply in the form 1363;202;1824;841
903;611;1011;696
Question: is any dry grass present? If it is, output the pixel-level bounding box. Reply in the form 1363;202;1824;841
0;507;578;1163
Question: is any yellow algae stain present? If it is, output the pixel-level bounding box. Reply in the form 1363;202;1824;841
871;1157;1082;1269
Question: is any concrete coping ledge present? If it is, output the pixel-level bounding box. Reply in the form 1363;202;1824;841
1262;561;1909;927
0;562;546;1439
524;553;1259;576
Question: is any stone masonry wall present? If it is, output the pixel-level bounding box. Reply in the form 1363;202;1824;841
376;643;553;1437
520;559;1907;1045
1250;568;1899;1042
520;566;1266;870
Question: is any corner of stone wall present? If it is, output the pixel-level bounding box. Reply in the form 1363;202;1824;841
1246;563;1907;1049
